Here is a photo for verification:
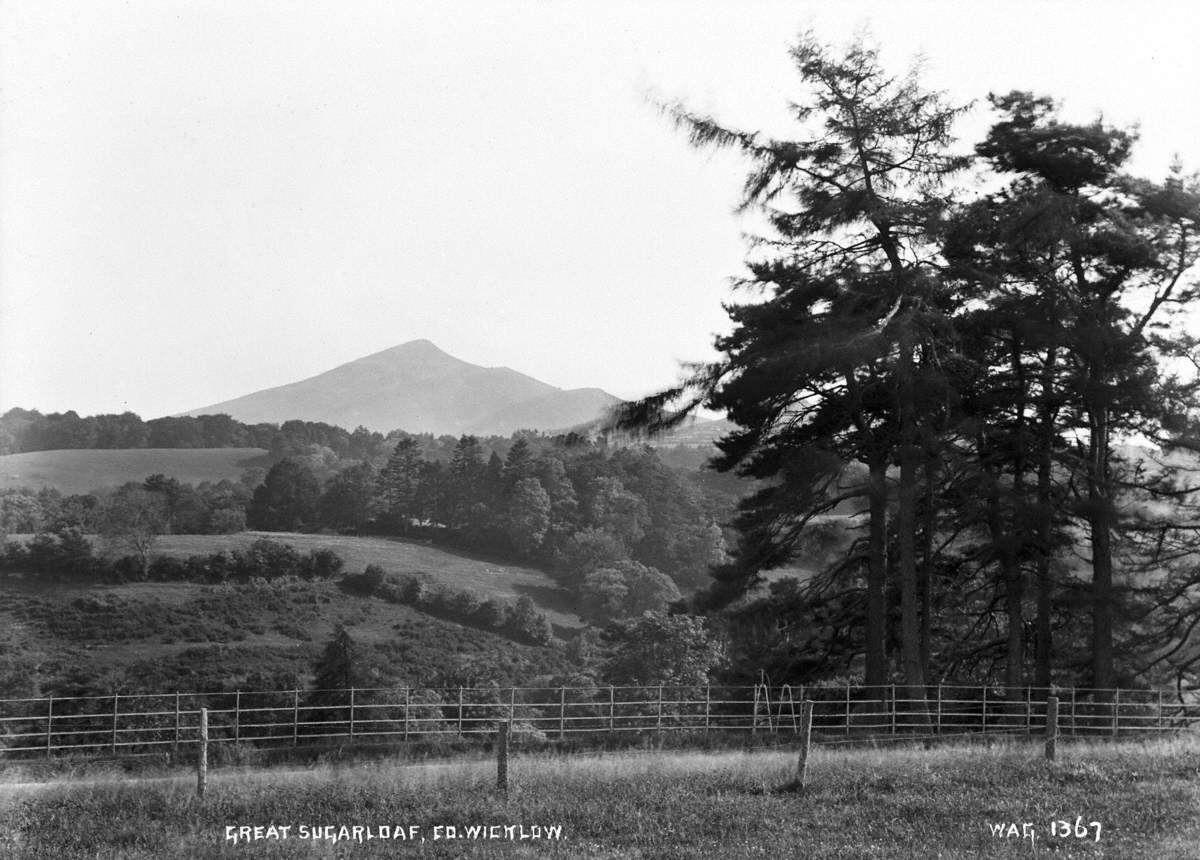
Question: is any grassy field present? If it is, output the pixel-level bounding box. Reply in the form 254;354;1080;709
0;448;267;494
2;736;1198;857
153;532;583;630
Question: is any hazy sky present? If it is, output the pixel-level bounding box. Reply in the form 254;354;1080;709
3;1;1198;419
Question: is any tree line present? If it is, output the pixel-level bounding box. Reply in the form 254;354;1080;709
0;408;390;460
0;431;735;627
617;35;1200;699
249;435;730;622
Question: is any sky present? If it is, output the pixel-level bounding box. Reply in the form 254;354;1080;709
2;1;1199;420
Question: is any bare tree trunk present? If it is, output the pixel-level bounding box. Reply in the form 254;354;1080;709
1089;407;1114;692
920;457;937;675
1033;345;1059;697
865;452;889;688
897;330;929;727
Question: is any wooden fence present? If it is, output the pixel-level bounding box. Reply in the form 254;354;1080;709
1;683;1197;760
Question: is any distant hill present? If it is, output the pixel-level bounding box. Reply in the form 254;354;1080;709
0;448;267;494
181;339;622;435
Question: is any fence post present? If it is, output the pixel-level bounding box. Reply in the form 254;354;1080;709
197;707;208;798
349;688;356;740
234;690;240;744
458;687;464;736
704;684;711;734
509;686;516;723
496;720;510;794
45;695;53;759
656;685;663;733
844;685;851;736
795;700;814;791
890;684;896;735
936;684;943;734
1025;686;1032;734
1111;688;1119;738
403;687;410;741
1070;688;1076;736
292;689;299;746
609;685;615;734
112;694;119;755
558;686;566;739
174;692;181;757
981;686;987;732
1045;695;1058;760
1158;690;1164;731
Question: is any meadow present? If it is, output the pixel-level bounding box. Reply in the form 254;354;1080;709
0;448;268;495
2;736;1198;858
152;531;582;631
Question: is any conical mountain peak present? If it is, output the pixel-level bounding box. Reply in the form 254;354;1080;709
182;341;621;435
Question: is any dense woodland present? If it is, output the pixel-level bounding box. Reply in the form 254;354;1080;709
0;408;388;459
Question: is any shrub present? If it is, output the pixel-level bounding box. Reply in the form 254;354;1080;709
304;548;344;580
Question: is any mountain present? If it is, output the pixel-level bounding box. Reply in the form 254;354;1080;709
181;340;623;436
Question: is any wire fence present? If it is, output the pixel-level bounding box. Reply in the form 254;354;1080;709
1;683;1197;761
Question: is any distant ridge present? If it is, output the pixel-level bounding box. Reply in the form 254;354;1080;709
181;339;623;436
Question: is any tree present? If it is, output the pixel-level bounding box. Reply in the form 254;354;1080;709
446;435;486;530
98;484;169;578
503;477;552;556
604;613;723;686
580;563;682;625
503;437;537;490
505;595;553;645
319;461;378;532
305;625;378;736
585;477;650;547
951;92;1200;689
246;458;321;532
618;34;967;700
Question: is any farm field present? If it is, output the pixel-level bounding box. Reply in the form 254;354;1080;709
3;736;1199;858
0;448;267;494
152;531;584;630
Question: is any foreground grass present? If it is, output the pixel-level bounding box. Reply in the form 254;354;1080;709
3;735;1199;858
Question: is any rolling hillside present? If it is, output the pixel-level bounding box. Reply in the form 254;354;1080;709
0;448;267;494
0;530;583;696
0;576;572;696
181;339;622;435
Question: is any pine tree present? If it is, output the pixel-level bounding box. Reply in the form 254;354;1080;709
619;34;968;698
955;92;1200;689
378;436;422;532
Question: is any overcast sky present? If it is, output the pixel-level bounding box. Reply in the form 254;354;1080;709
3;1;1198;420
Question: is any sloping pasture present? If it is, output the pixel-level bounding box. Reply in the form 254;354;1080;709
152;531;583;630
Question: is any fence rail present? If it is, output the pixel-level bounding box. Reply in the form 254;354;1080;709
2;684;1197;760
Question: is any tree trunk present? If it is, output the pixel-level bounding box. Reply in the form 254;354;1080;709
897;329;929;726
920;457;937;675
1034;455;1054;695
865;452;889;688
1033;345;1059;696
1089;406;1114;691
